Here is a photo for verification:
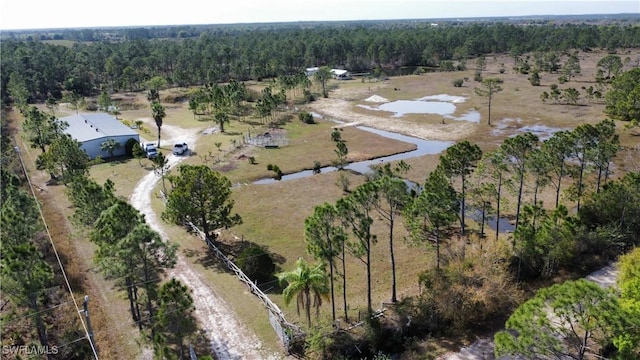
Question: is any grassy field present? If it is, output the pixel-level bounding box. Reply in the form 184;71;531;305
19;48;640;358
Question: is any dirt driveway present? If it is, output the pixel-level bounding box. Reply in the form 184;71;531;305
130;120;279;360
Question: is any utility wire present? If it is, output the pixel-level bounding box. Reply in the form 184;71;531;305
0;298;78;326
13;138;99;360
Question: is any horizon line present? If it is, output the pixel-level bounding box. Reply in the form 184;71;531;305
2;12;639;32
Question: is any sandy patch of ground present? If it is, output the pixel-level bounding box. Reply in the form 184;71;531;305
307;97;476;142
364;94;390;103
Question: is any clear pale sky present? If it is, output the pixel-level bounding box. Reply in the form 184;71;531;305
0;0;638;30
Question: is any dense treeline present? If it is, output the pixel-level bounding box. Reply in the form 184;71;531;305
2;21;640;102
0;112;94;358
299;119;640;358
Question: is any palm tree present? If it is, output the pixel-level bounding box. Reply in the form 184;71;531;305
151;100;166;147
100;138;121;158
277;257;329;327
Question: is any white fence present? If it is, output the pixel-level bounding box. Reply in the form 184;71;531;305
186;222;303;351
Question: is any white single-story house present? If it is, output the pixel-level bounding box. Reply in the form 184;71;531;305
305;67;352;80
331;69;351;80
61;113;140;159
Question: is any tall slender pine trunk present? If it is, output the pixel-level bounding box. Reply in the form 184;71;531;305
342;243;348;321
366;234;372;317
389;216;397;303
495;172;502;241
460;175;466;234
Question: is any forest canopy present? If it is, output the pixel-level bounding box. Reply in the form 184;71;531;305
2;20;640;103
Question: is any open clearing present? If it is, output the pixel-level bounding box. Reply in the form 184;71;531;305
24;48;640;359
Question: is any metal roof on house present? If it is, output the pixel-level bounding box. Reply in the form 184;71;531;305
61;113;138;142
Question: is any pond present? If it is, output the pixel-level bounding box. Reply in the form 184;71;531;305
357;94;480;122
404;180;515;233
492;118;568;141
253;126;454;185
468;208;516;233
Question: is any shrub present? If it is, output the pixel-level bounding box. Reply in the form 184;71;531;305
298;111;315;124
336;172;350;193
124;137;139;156
236;245;275;284
452;78;464;87
473;71;483;82
529;71;541;86
267;164;282;180
303;89;315;103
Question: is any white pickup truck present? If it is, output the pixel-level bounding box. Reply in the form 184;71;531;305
172;142;189;155
143;143;158;159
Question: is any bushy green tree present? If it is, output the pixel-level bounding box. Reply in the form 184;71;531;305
163;165;242;240
529;71;541;86
597;54;623;79
605;68;640;123
577;172;640;252
404;170;459;270
437;140;482;235
1;243;54;348
513;205;575;279
237;245;275;285
37;134;90;184
615;248;640;358
154;278;197;360
495;279;629;360
67;176;116;226
22;106;66;153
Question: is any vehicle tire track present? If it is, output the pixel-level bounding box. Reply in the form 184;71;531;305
129;124;274;360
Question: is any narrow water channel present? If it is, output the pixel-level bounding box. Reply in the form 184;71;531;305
253;121;512;233
254;125;454;184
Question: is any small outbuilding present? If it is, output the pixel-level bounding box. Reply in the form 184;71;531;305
305;67;352;80
61;113;140;159
330;69;351;80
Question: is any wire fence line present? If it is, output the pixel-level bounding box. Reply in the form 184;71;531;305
185;221;304;352
12;139;99;359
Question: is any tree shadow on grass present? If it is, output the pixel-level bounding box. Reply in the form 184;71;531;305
182;246;229;274
182;235;287;295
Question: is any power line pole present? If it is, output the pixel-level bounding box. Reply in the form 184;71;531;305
82;295;97;357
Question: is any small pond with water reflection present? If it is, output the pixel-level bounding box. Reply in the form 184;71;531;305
357;94;481;123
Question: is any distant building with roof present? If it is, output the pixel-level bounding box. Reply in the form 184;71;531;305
305;67;352;80
61;113;139;159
